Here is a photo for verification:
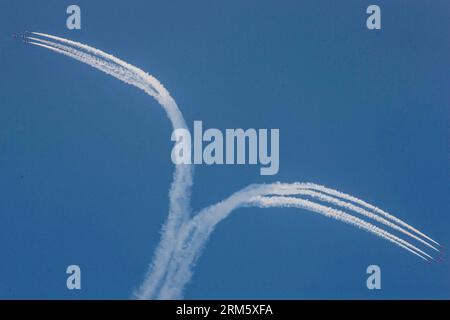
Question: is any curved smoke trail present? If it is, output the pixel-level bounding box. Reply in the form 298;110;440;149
155;184;433;298
27;33;194;298
24;33;440;300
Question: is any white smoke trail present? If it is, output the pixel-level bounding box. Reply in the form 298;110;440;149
253;196;431;259
260;183;438;251
27;35;193;299
30;32;170;105
155;185;433;299
25;34;440;300
27;41;142;89
301;183;440;246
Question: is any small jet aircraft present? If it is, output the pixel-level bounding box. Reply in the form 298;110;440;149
11;33;28;43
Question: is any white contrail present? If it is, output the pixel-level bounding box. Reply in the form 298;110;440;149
155;185;433;299
30;32;171;105
25;34;440;300
27;35;193;299
259;183;438;251
253;196;431;259
27;41;142;89
301;183;440;246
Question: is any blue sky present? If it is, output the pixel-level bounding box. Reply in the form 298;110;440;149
0;0;449;299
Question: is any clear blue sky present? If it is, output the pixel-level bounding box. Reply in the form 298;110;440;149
0;0;449;299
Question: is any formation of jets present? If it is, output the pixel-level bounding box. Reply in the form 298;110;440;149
11;31;29;43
